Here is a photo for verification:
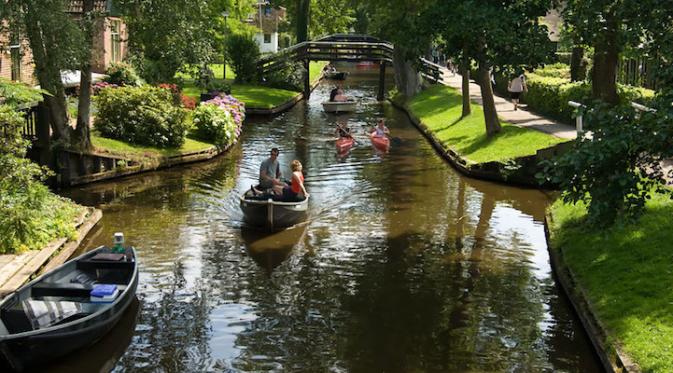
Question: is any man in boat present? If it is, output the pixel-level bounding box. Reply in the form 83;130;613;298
329;86;339;102
333;88;351;102
256;148;285;195
335;121;352;138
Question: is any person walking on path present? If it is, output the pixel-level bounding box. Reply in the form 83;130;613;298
508;73;527;111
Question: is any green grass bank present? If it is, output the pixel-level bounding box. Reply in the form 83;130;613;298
180;62;327;109
548;196;673;372
92;133;215;161
407;85;564;164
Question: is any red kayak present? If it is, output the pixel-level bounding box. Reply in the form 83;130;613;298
370;134;390;151
336;137;355;153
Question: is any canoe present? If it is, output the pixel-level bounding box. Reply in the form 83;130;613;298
240;190;309;230
324;71;348;80
0;246;138;371
370;134;390;151
336;137;355;153
322;101;357;113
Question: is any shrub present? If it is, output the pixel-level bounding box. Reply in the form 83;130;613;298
192;95;245;148
95;86;189;148
196;65;215;90
157;83;181;104
93;81;118;95
104;62;142;86
225;33;260;83
181;94;197;110
0;104;80;254
540;101;673;226
262;60;305;91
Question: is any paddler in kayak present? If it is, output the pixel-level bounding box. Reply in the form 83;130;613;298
369;118;390;138
335;121;352;139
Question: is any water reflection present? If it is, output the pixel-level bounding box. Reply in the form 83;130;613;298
58;70;601;372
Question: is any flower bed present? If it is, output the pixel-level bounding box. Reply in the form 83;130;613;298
192;95;245;148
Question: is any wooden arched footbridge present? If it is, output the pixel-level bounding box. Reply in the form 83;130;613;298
257;34;441;100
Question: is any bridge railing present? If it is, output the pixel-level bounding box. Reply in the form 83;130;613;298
257;40;394;76
418;58;442;83
1;102;39;142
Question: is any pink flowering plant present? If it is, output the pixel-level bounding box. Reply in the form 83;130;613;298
93;82;118;95
192;95;245;148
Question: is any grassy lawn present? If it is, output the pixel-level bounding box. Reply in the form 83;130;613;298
179;61;328;109
407;85;565;164
92;133;215;160
549;196;673;372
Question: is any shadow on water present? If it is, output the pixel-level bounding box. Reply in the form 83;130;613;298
42;298;140;373
241;224;308;275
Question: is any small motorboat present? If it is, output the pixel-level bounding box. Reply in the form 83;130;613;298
324;71;348;80
370;134;390;151
240;190;309;230
0;246;138;371
322;101;357;113
336;137;355;153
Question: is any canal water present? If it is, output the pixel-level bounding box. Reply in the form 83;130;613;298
55;71;602;372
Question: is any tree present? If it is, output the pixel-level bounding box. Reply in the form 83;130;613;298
563;0;673;104
361;0;435;97
116;0;217;83
271;0;354;42
1;0;85;144
432;0;554;136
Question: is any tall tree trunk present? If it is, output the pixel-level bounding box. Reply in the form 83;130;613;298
392;48;420;97
74;0;95;150
460;55;471;117
23;8;70;143
477;65;501;136
570;45;585;82
296;0;309;42
591;13;619;104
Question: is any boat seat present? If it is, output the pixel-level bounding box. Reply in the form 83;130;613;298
31;282;127;298
76;259;134;271
1;308;33;334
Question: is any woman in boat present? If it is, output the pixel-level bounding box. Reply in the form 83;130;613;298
370;118;390;138
281;160;309;202
334;88;351;102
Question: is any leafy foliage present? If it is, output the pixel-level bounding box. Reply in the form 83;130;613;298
262;60;305;92
104;62;142;86
540;102;673;226
224;33;260;83
116;0;217;83
0;105;80;254
94;86;189;148
192;97;244;149
0;79;45;108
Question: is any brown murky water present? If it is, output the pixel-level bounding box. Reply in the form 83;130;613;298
55;71;602;372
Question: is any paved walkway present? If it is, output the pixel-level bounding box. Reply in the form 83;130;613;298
438;69;577;140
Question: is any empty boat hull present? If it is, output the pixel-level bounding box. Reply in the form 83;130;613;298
0;247;138;372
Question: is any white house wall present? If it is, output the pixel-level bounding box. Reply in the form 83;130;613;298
254;32;279;54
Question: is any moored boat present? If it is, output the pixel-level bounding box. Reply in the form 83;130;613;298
336;137;355;153
0;246;138;371
322;101;357;113
370;134;390;151
240;190;309;230
324;71;348;80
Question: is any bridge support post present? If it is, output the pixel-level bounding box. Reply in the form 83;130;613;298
303;59;311;99
377;62;386;101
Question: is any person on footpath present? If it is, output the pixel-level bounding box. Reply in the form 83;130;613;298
256;148;285;195
508;72;527;111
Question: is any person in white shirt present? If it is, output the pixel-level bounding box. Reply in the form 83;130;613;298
508;73;527;111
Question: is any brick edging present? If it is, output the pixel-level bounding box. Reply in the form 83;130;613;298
544;211;640;373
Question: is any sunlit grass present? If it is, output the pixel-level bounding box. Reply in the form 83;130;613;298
92;133;214;160
408;85;564;164
549;195;673;372
178;61;327;109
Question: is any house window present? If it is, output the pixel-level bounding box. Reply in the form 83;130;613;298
264;34;271;43
9;39;21;82
110;20;122;63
